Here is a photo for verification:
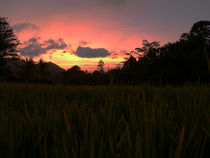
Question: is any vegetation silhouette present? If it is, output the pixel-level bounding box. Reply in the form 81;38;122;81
0;17;20;80
97;60;105;72
36;58;51;83
19;58;36;82
62;65;86;85
119;21;210;85
0;17;210;85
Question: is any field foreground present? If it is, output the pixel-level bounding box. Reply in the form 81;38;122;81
0;83;209;158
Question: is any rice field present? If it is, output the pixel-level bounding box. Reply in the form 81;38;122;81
0;83;209;158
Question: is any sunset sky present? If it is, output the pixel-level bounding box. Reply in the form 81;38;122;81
1;0;210;71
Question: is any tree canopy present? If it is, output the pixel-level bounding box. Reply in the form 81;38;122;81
0;17;19;61
0;17;20;79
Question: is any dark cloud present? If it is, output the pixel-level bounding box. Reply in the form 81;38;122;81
79;40;89;46
43;39;67;50
20;37;68;58
21;37;44;57
74;46;111;58
12;23;39;32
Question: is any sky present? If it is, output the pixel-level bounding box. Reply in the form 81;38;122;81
1;0;210;71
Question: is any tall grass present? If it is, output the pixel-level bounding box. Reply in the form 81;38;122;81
0;83;209;158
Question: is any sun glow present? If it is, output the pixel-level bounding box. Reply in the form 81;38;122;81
14;15;162;71
33;50;124;71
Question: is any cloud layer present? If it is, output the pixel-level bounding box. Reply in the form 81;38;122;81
74;46;111;58
20;37;67;58
12;23;39;32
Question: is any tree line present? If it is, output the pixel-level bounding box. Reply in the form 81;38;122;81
0;17;210;85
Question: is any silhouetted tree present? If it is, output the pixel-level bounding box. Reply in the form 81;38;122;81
122;55;137;70
97;60;105;72
62;65;86;85
36;58;51;82
91;70;109;85
120;21;210;85
136;40;160;63
121;40;161;84
158;21;210;84
19;58;36;82
0;17;20;79
189;21;210;39
181;21;210;73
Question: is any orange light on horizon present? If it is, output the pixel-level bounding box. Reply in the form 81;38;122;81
14;15;164;72
33;50;125;71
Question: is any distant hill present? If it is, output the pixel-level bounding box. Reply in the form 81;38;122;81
45;62;65;81
6;59;65;82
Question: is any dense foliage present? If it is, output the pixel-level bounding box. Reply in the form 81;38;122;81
0;17;19;78
121;21;210;85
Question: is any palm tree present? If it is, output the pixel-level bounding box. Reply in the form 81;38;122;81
37;58;51;82
19;58;35;82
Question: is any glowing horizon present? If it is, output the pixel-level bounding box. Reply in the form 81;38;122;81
32;49;125;71
14;16;159;71
3;0;209;71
